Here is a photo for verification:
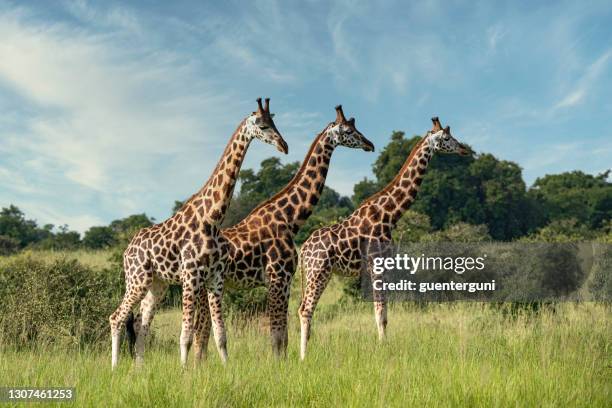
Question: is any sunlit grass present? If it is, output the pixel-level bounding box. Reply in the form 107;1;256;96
0;252;609;406
1;301;609;407
0;249;114;269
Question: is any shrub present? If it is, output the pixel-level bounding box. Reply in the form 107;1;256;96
0;255;123;348
589;242;612;301
0;235;20;256
223;287;268;318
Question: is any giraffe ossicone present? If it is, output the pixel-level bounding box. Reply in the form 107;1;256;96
108;98;287;370
298;116;470;360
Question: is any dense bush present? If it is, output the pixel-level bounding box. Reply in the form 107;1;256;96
223;287;268;317
0;255;123;347
0;235;20;255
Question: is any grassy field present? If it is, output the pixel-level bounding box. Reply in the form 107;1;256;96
0;266;610;407
0;249;114;269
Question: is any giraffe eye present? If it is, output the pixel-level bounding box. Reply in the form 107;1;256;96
259;125;269;130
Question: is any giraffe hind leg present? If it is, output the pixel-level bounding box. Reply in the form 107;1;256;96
206;276;228;364
134;278;168;366
298;261;333;360
267;280;290;357
109;255;151;370
109;284;148;370
193;292;211;365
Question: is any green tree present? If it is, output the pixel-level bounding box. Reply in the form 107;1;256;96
528;171;612;229
525;218;594;242
421;222;492;243
352;178;379;206
357;131;539;240
83;226;116;249
391;210;432;243
294;187;354;244
109;214;154;236
172;200;184;215
34;225;81;250
223;157;300;227
0;235;20;255
372;131;420;185
352;131;419;206
0;205;41;248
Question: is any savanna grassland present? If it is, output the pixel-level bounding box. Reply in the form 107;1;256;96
0;251;610;407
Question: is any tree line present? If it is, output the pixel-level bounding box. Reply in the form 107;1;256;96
1;131;610;255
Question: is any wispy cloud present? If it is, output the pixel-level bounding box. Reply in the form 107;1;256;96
554;49;612;110
487;24;507;51
0;3;238;230
1;0;611;231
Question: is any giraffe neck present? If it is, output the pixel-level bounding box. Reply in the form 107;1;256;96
259;130;335;232
182;121;251;225
366;138;433;228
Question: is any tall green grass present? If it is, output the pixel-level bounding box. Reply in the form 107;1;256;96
0;302;609;407
0;249;113;269
0;252;609;406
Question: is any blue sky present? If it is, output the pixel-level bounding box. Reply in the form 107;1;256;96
1;0;611;233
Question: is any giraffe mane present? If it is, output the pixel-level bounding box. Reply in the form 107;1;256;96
360;135;427;206
177;117;248;214
238;124;333;218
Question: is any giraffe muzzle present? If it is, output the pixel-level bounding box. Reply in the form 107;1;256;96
277;139;289;154
362;139;375;152
458;145;471;156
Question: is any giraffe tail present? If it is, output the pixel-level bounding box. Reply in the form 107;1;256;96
126;311;136;357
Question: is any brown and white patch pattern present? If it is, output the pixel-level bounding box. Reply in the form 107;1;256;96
298;117;469;359
108;98;287;369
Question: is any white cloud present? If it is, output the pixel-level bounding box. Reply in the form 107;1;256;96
487;24;507;51
19;202;105;233
1;0;611;231
0;4;238;230
554;49;612;109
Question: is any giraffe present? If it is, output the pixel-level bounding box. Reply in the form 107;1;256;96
191;105;375;358
298;117;470;359
109;98;288;369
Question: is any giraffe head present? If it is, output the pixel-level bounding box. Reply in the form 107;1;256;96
426;117;470;156
245;98;289;154
325;105;375;152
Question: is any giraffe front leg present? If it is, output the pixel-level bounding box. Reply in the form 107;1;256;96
371;269;388;341
180;264;201;367
373;300;387;340
206;274;228;364
193;291;211;365
298;262;333;360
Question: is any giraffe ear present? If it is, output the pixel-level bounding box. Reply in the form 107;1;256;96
444;126;450;133
348;117;355;126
